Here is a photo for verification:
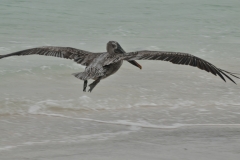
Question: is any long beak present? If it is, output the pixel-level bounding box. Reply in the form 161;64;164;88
116;43;142;69
128;60;142;69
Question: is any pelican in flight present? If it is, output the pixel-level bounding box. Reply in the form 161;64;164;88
0;41;239;92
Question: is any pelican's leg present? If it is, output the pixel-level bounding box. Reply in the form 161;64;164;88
88;77;102;92
83;80;88;92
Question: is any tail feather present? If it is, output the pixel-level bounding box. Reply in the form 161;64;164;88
72;72;87;80
72;72;92;81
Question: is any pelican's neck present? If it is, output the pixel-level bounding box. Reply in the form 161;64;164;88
106;43;115;54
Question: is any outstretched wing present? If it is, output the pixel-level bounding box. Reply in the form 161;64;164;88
104;50;240;84
0;46;102;66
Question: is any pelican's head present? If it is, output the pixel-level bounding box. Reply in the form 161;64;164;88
107;41;125;54
106;41;142;70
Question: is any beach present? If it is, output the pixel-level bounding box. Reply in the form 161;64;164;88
1;0;240;159
1;113;240;160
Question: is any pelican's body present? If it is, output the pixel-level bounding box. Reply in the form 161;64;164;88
103;60;123;79
0;41;239;92
76;52;123;80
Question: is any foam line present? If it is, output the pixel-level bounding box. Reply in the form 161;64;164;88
31;113;240;129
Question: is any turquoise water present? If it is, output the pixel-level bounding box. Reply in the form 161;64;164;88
1;1;240;153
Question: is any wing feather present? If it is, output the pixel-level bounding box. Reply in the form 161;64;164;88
104;50;239;84
0;46;102;66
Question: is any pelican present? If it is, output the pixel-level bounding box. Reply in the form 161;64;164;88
0;41;239;92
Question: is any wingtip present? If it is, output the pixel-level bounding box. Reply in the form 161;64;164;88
231;80;237;85
0;55;7;59
219;69;239;85
232;79;237;85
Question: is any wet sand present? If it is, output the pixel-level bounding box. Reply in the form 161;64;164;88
1;115;240;160
1;0;240;159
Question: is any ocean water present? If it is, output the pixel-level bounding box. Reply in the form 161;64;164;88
0;0;240;159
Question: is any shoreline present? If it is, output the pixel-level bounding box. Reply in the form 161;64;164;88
1;115;240;160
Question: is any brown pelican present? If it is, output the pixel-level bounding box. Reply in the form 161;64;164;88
0;41;239;92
